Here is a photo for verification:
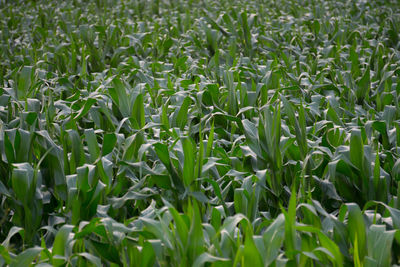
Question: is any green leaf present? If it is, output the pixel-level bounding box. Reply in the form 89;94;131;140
193;253;229;267
102;133;116;156
282;187;298;260
316;231;343;266
110;78;130;117
2;227;24;248
90;239;122;265
176;96;191;130
347;203;366;261
182;136;196;187
10;247;42;267
356;66;370;102
11;163;34;204
243;224;263;266
206;120;214;158
85;129;100;162
17;66;33;100
187;201;205;262
140;242;156;267
169;207;189;248
74;98;97;120
78;252;102;267
131;93;146;129
52;225;74;266
263;214;285;265
367;225;395;267
66;129;85;172
0;245;12;265
349;129;364;171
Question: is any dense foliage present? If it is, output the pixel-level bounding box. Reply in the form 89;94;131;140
1;0;400;266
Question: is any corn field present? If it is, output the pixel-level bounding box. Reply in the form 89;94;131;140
1;0;400;266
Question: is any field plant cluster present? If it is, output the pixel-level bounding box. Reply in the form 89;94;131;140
1;0;400;266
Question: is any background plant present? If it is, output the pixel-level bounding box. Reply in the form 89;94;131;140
1;0;400;266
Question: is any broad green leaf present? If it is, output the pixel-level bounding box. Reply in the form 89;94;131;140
90;240;122;265
367;225;394;267
17;66;33;100
347;203;366;261
10;247;42;267
182;136;196;187
102;133;116;156
131;93;145;129
52;225;74;266
2;227;24;248
192;253;229;267
84;129;100;162
350;129;364;171
263;214;285;266
175;96;191;130
11;163;34;204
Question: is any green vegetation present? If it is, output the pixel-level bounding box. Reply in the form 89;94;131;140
1;0;400;266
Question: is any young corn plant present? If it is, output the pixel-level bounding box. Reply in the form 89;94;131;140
1;0;400;265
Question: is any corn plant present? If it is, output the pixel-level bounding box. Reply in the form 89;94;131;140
1;0;400;266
